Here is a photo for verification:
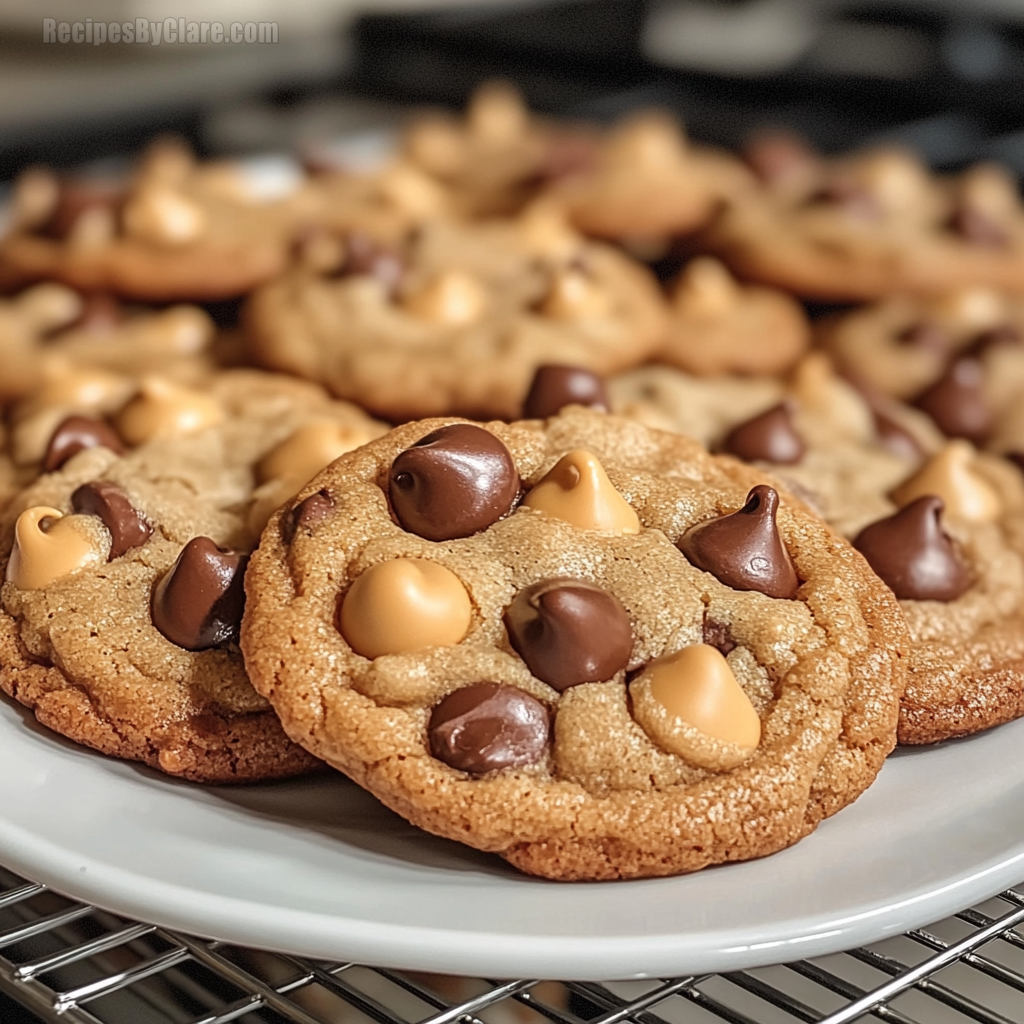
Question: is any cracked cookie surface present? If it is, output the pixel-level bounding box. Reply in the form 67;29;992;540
242;408;906;879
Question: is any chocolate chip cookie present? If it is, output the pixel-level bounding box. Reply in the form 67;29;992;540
703;145;1024;300
244;212;668;420
0;369;385;782
0;140;311;301
242;408;906;880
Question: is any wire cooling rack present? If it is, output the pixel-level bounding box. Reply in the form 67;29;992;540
1;866;1023;1024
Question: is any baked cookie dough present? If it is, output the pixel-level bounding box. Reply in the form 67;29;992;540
0;369;385;782
703;144;1024;300
242;408;906;879
659;258;810;376
244;212;668;420
0;140;313;301
818;287;1024;452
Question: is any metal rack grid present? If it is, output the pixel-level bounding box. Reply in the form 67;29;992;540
1;866;1023;1024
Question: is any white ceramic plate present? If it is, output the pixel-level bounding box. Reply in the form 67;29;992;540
1;692;1023;982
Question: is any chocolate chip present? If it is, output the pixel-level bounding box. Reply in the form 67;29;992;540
504;578;632;691
874;410;924;460
702;615;737;657
151;537;248;651
678;485;799;600
74;293;123;332
389;424;520;542
965;324;1020;357
1005;451;1024;477
44;179;123;239
344;233;404;292
71;480;152;559
949;206;1008;248
282;489;334;544
722;403;805;464
811;176;881;220
428;682;550;775
914;357;993;443
896;321;949;352
43;416;125;473
742;130;818;186
522;364;610;419
853;496;971;601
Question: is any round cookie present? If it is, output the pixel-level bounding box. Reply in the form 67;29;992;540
0;140;313;301
0;370;386;782
659;258;810;376
703;145;1024;300
609;357;1024;746
243;212;668;420
0;284;219;406
241;408;906;880
548;111;752;247
817;287;1024;453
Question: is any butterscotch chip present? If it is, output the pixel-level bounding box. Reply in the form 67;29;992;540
244;217;667;420
241;408;905;880
0;368;385;783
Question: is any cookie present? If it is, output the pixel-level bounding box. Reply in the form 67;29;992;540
817;287;1024;452
548;112;752;247
659;257;810;376
0;140;312;301
400;81;582;218
703;144;1024;300
241;408;906;880
0;369;385;782
611;354;944;538
244;211;668;420
0;283;218;406
609;357;1024;745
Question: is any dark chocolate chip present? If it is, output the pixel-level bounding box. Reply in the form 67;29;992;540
282;489;334;544
853;496;971;601
151;537;248;651
914;357;993;443
504;578;632;691
1005;451;1024;477
965;324;1020;357
677;485;800;600
948;206;1008;247
702;615;737;657
722;403;805;465
74;293;123;332
71;480;152;560
44;179;123;239
43;416;125;473
428;682;550;775
742;130;819;186
522;364;610;419
896;321;949;352
344;233;404;292
389;424;520;542
873;410;924;460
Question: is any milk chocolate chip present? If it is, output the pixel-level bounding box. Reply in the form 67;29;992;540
522;365;610;419
344;233;404;292
873;410;924;460
504;578;632;691
389;424;520;541
722;403;805;464
896;321;949;352
677;485;799;599
71;480;152;559
152;537;248;651
853;496;971;602
43;415;125;472
914;358;993;443
282;490;334;543
428;682;550;775
949;205;1008;247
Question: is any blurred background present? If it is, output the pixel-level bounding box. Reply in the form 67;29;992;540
4;0;1024;182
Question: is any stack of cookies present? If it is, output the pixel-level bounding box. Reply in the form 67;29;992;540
2;83;1023;881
